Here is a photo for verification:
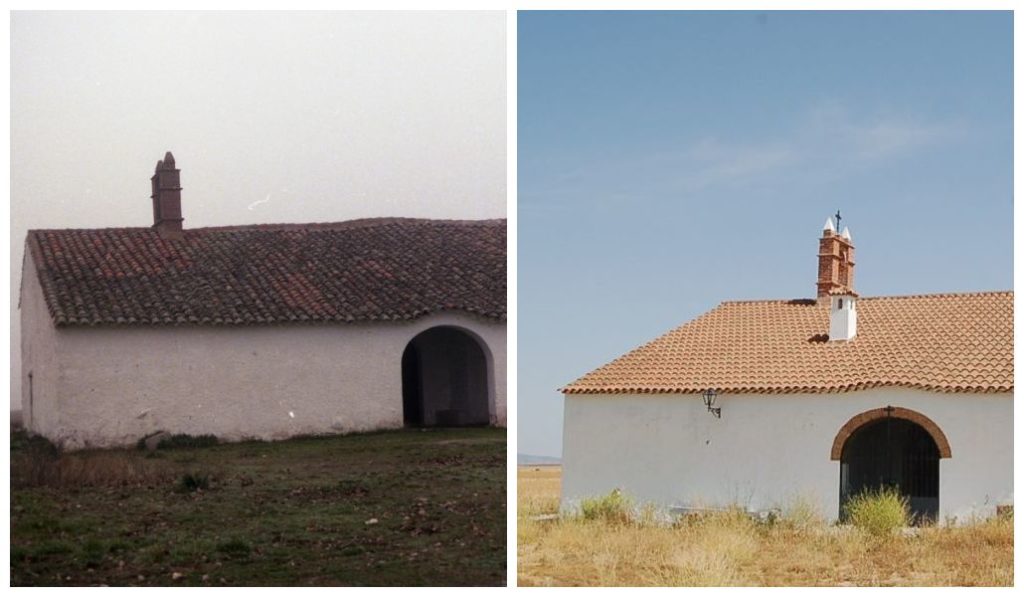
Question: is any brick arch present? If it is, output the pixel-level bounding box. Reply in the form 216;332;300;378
830;406;951;460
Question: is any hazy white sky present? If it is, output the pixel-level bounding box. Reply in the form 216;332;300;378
9;11;507;408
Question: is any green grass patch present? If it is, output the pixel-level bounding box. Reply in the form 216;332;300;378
216;538;252;558
33;540;75;558
11;427;505;586
79;539;107;568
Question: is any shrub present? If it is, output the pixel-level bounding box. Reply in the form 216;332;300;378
10;434;61;488
10;430;59;456
158;434;219;450
178;472;211;493
579;489;633;524
843;486;910;537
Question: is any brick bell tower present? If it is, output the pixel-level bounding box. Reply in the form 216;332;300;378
816;214;855;300
817;213;858;341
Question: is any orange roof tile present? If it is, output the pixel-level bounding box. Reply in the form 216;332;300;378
562;291;1012;395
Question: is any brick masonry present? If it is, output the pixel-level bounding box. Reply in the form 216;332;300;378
817;228;855;298
829;406;952;460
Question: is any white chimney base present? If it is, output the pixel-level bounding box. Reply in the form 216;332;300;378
829;294;857;341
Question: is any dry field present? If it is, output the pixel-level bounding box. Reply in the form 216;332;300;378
517;466;1013;587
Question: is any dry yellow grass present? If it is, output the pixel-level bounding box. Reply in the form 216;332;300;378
517;466;1013;587
11;436;181;489
518;465;562;513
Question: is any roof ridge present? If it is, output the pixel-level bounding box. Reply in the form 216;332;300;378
858;290;1012;300
27;217;507;236
195;217;506;233
718;298;819;306
719;290;1012;306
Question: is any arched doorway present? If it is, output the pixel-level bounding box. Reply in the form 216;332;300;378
833;407;951;524
401;327;492;427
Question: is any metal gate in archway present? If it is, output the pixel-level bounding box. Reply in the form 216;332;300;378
834;407;951;524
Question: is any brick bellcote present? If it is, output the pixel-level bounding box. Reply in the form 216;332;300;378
816;216;855;301
151;151;183;239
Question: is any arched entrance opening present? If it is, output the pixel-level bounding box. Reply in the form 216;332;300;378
401;326;492;427
833;407;950;524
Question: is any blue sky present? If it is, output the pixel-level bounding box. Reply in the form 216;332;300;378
518;11;1013;458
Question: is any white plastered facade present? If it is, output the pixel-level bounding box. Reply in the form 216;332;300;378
562;389;1012;523
20;256;506;449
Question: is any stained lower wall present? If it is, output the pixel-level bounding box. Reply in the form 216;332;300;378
562;389;1012;522
27;311;505;449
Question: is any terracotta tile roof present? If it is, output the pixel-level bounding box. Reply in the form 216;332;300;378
563;292;1012;395
26;218;506;326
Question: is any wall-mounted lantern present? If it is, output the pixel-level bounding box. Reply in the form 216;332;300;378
702;388;721;418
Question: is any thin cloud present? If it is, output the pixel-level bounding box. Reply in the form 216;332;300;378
844;120;956;160
598;105;960;195
681;139;799;190
521;103;964;213
674;106;961;192
807;103;961;161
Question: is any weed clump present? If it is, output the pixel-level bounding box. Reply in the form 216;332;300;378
158;434;219;450
12;431;177;489
579;489;633;524
781;495;826;532
177;472;211;493
216;539;252;558
843;486;910;537
79;539;106;568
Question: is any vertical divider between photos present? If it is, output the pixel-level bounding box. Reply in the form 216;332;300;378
505;8;519;589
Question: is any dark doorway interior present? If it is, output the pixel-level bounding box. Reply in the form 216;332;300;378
402;327;490;427
840;417;940;523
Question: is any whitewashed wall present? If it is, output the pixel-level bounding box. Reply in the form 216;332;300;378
21;264;506;449
19;254;60;438
562;389;1012;522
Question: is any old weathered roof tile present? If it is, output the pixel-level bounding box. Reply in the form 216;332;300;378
27;217;506;326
